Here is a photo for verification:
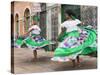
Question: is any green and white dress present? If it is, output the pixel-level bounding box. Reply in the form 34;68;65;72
51;19;97;62
15;25;53;51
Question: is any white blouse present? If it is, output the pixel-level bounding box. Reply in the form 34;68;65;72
61;19;81;32
29;25;41;35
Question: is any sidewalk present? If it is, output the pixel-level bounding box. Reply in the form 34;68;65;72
13;48;97;74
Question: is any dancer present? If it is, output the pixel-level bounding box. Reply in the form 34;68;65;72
15;16;54;60
24;21;42;60
51;10;97;67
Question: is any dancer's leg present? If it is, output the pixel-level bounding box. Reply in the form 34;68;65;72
76;55;81;67
72;59;76;67
33;50;37;60
77;55;80;64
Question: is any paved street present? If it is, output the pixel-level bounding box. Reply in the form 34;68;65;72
13;48;97;74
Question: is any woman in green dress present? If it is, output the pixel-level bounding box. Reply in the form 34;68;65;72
51;10;97;67
15;17;53;60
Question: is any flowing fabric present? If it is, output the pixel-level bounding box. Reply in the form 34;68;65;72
15;25;54;51
15;35;54;51
51;27;97;62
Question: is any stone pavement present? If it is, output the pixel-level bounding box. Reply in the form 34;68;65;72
13;48;97;74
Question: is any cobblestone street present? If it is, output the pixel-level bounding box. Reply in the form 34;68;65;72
13;48;97;74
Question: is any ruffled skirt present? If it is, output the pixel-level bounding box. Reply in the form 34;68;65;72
15;34;54;51
51;28;97;62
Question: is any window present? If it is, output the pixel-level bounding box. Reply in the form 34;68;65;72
51;6;59;41
51;6;59;50
15;14;19;36
24;8;30;32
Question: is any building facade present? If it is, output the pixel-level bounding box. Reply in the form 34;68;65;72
80;6;97;29
11;1;41;38
46;4;61;50
11;2;97;50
